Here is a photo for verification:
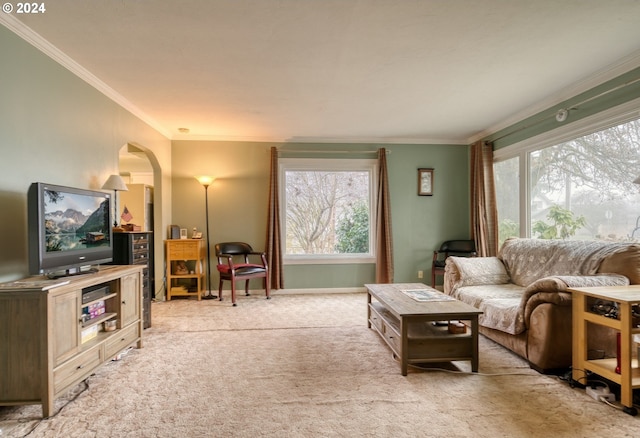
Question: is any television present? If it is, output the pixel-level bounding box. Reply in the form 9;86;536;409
28;182;113;277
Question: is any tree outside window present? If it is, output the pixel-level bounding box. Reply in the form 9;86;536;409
280;158;376;262
530;119;640;241
495;118;640;243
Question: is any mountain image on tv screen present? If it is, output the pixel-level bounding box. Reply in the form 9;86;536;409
43;189;111;252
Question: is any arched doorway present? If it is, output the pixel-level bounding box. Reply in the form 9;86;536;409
118;143;165;302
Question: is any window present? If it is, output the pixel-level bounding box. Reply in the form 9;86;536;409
280;158;377;263
494;157;520;247
529;122;640;240
494;104;640;243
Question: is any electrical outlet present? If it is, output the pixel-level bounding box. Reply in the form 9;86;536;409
417;270;423;279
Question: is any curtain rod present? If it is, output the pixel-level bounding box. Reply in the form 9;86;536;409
275;148;389;154
491;75;640;143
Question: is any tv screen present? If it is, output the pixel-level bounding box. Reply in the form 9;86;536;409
28;182;113;276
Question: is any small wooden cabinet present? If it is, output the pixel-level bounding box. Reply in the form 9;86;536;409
571;285;640;415
165;239;205;300
53;289;83;364
112;231;153;328
0;265;143;417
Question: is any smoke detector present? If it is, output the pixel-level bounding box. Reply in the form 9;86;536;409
555;109;569;122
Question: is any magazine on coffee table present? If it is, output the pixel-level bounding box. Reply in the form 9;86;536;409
401;288;455;302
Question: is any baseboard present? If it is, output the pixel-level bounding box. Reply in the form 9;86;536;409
159;287;367;301
271;287;366;295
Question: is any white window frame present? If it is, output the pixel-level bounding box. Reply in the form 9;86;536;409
279;157;378;265
493;97;640;238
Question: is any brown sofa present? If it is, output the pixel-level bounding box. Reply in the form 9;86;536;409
444;238;640;372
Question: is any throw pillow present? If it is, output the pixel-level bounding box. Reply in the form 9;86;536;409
449;256;510;286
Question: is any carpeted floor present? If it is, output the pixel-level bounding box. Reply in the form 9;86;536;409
1;292;639;437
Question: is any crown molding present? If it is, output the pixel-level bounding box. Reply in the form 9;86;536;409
8;11;637;147
2;13;465;147
0;14;171;139
468;49;640;144
171;133;468;145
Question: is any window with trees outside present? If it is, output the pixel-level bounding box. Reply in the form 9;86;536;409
495;114;640;247
280;158;377;264
495;156;520;245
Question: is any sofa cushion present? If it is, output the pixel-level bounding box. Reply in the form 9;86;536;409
453;283;524;335
449;256;510;286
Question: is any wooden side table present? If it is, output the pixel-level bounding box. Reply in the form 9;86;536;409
570;285;640;416
165;239;205;300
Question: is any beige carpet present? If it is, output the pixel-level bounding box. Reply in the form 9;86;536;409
2;292;639;437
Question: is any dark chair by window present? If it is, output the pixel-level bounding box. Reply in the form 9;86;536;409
431;240;476;288
215;242;270;306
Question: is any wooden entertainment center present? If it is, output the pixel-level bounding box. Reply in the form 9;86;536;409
0;265;144;417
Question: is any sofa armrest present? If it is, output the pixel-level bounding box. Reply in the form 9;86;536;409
443;260;461;295
521;274;630;328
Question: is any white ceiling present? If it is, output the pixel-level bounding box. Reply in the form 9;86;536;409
5;0;640;144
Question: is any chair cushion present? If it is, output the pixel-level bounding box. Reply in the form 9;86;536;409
235;266;267;276
217;263;264;274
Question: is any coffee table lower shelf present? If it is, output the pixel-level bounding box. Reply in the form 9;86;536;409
369;306;478;376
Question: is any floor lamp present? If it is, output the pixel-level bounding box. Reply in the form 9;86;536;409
196;176;217;299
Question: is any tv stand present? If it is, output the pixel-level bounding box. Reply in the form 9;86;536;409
47;266;99;279
0;265;144;417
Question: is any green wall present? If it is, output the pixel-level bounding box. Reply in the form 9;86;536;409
0;25;172;287
489;66;640;150
171;141;470;290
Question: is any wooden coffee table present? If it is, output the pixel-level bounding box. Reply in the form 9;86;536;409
366;283;482;375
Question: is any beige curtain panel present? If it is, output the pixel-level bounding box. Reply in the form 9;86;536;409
266;146;284;289
470;141;499;257
375;148;394;283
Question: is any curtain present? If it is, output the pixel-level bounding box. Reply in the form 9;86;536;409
470;140;499;257
375;148;394;283
266;146;283;289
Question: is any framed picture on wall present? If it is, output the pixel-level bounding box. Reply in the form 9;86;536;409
418;168;434;196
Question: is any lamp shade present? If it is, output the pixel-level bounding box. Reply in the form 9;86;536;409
195;176;215;187
102;174;129;191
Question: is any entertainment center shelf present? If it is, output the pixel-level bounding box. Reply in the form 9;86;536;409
82;311;117;328
0;265;144;418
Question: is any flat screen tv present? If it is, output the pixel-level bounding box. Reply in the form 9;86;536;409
28;182;113;277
